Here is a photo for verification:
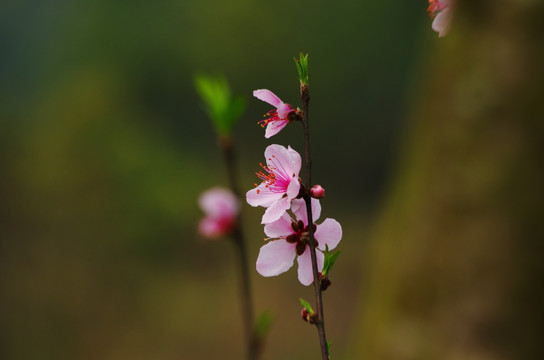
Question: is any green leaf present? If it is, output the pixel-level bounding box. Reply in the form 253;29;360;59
299;297;314;314
194;74;246;135
326;340;331;357
322;247;341;276
294;52;309;85
254;311;273;339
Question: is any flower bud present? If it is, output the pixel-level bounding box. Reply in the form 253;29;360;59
320;275;331;291
198;188;239;239
309;185;325;199
301;308;317;324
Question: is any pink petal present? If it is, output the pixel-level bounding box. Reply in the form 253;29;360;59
315;218;342;251
261;196;291;224
297;247;324;286
432;8;452;37
264;144;295;177
264;119;289;139
256;240;297;277
286;177;301;201
276;103;292;119
199;188;239;218
287;146;302;178
198;218;223;238
291;198;321;225
253;89;282;108
246;185;282;208
264;212;294;238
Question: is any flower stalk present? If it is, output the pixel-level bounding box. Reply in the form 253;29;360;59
219;136;259;360
299;76;329;360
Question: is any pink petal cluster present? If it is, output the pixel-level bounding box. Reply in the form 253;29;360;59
246;144;301;224
198;187;239;239
253;89;295;138
256;198;342;286
428;0;453;37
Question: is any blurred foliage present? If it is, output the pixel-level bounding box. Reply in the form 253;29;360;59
254;311;274;341
194;74;246;136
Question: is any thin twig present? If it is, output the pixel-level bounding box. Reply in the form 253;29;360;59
220;136;259;360
300;85;329;360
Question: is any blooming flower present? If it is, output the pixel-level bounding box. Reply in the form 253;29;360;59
256;198;342;286
253;89;296;138
246;144;301;224
198;187;239;238
428;0;453;37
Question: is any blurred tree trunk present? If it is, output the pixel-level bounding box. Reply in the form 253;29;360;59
355;1;544;359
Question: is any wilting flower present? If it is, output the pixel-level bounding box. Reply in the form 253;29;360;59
253;89;296;138
246;144;301;224
198;187;239;238
256;198;342;286
428;0;453;37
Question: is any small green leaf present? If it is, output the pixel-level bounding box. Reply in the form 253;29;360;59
254;311;273;339
323;247;341;276
326;340;331;357
294;52;309;85
194;74;246;135
299;298;314;314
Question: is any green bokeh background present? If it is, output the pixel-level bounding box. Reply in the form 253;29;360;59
3;0;529;359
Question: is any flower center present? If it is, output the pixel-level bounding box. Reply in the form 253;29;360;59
287;220;318;256
254;155;291;194
258;110;281;128
256;163;277;186
427;0;447;19
257;105;298;128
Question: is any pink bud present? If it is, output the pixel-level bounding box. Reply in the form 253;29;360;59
309;185;325;199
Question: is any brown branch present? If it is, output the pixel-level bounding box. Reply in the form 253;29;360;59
300;84;329;360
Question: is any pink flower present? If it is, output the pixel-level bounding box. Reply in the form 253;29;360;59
253;89;296;138
198;187;239;238
428;0;453;37
246;144;302;224
256;198;342;286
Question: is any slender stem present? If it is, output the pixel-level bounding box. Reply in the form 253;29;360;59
232;226;257;360
300;86;329;360
220;136;259;360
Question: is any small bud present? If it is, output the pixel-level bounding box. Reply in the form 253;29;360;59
301;308;309;321
310;185;325;199
301;308;317;324
320;276;331;291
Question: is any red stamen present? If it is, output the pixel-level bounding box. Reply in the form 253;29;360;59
257;110;280;128
255;163;277;189
253;153;292;194
427;0;446;19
